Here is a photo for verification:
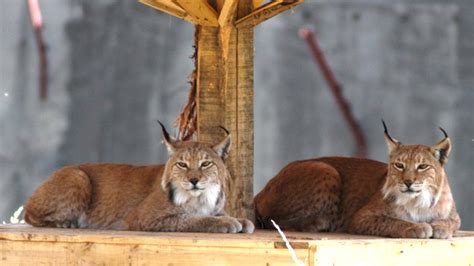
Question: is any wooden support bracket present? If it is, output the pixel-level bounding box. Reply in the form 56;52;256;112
139;0;193;23
236;0;304;28
218;0;238;27
253;0;264;9
173;0;219;26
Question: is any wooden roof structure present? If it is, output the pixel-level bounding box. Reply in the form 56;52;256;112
138;0;304;219
140;0;304;27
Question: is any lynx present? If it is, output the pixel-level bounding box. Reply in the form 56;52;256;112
255;122;460;238
24;122;254;233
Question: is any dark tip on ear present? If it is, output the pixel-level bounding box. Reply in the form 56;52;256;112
218;126;230;135
381;119;388;134
156;120;171;143
213;126;232;159
382;119;401;145
439;127;448;138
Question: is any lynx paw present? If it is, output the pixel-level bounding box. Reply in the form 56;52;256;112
55;220;78;229
209;217;242;233
431;224;452;239
402;223;433;238
238;219;255;233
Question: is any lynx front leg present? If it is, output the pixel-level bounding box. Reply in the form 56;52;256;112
192;216;244;233
127;213;244;233
237;218;255;233
216;212;255;233
349;211;433;238
431;209;461;239
126;193;248;233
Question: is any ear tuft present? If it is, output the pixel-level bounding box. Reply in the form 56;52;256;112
382;119;401;154
431;128;451;165
157;120;176;154
213;127;232;159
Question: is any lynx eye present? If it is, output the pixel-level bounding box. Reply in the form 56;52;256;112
176;162;188;169
200;161;212;168
393;163;404;170
417;164;429;170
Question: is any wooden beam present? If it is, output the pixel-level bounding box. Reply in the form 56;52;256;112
236;0;304;28
139;0;192;23
218;0;238;27
218;0;238;64
173;0;219;26
253;0;264;9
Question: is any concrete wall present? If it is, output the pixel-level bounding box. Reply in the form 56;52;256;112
1;1;472;229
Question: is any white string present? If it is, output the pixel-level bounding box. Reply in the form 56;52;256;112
271;219;306;266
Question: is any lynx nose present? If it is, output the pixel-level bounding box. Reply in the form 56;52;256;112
404;180;414;188
189;178;199;186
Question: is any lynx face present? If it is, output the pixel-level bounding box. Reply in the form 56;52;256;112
382;123;451;209
158;123;231;212
168;147;222;196
163;143;230;206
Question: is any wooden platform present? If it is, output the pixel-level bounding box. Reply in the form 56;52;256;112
1;225;473;265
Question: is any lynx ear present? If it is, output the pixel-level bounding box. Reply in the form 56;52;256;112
431;127;451;166
157;120;176;155
213;126;232;159
382;120;401;154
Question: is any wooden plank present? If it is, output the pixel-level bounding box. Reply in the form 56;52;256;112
1;226;474;265
1;225;473;244
2;242;306;266
218;0;238;27
0;226;308;265
311;238;474;265
236;0;304;28
173;0;219;26
0;226;314;250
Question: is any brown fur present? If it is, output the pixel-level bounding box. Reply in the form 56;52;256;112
255;128;460;239
24;125;254;233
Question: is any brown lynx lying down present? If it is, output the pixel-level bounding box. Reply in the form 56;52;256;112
255;122;460;238
24;122;254;233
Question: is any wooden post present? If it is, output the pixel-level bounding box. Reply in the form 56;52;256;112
196;2;254;219
139;0;304;219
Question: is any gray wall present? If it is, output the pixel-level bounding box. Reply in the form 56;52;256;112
1;1;472;229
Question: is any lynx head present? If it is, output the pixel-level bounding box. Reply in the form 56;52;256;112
157;121;231;209
381;121;451;208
